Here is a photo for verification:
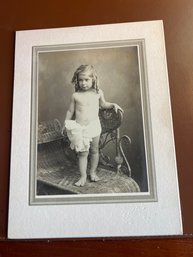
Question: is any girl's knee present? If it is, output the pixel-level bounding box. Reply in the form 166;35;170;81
90;146;99;155
78;151;89;157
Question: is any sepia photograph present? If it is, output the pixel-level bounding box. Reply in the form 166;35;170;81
8;21;182;238
30;40;156;204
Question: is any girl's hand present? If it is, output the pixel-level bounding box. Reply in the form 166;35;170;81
61;126;67;136
113;103;124;113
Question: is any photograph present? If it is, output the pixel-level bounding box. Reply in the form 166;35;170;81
30;40;156;204
8;21;182;238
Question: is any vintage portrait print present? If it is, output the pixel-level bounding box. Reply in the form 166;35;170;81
8;22;182;238
30;40;157;205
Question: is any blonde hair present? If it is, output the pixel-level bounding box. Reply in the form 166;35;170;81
71;65;99;93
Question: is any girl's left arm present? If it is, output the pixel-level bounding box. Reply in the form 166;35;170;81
99;89;123;113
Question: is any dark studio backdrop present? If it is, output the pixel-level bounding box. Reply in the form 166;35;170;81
38;46;148;192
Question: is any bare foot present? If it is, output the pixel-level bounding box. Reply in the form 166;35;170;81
75;177;87;187
90;173;100;182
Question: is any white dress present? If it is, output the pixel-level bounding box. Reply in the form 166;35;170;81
65;118;101;152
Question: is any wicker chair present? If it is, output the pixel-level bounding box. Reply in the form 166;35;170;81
37;109;140;195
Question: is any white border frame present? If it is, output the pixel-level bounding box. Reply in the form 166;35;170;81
8;21;182;238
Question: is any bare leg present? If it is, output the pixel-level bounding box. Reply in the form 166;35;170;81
90;136;100;182
75;151;89;186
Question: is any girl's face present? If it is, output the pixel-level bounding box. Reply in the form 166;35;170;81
78;72;93;91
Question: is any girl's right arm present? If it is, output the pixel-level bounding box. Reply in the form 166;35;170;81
65;94;75;120
62;94;75;135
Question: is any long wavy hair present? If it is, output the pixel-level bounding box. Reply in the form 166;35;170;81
71;65;99;93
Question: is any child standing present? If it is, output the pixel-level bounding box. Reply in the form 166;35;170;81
63;65;122;187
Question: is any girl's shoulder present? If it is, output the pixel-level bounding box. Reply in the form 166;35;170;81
98;89;104;96
72;91;84;101
70;92;78;101
72;92;79;97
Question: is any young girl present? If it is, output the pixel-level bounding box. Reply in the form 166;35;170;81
63;65;123;187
